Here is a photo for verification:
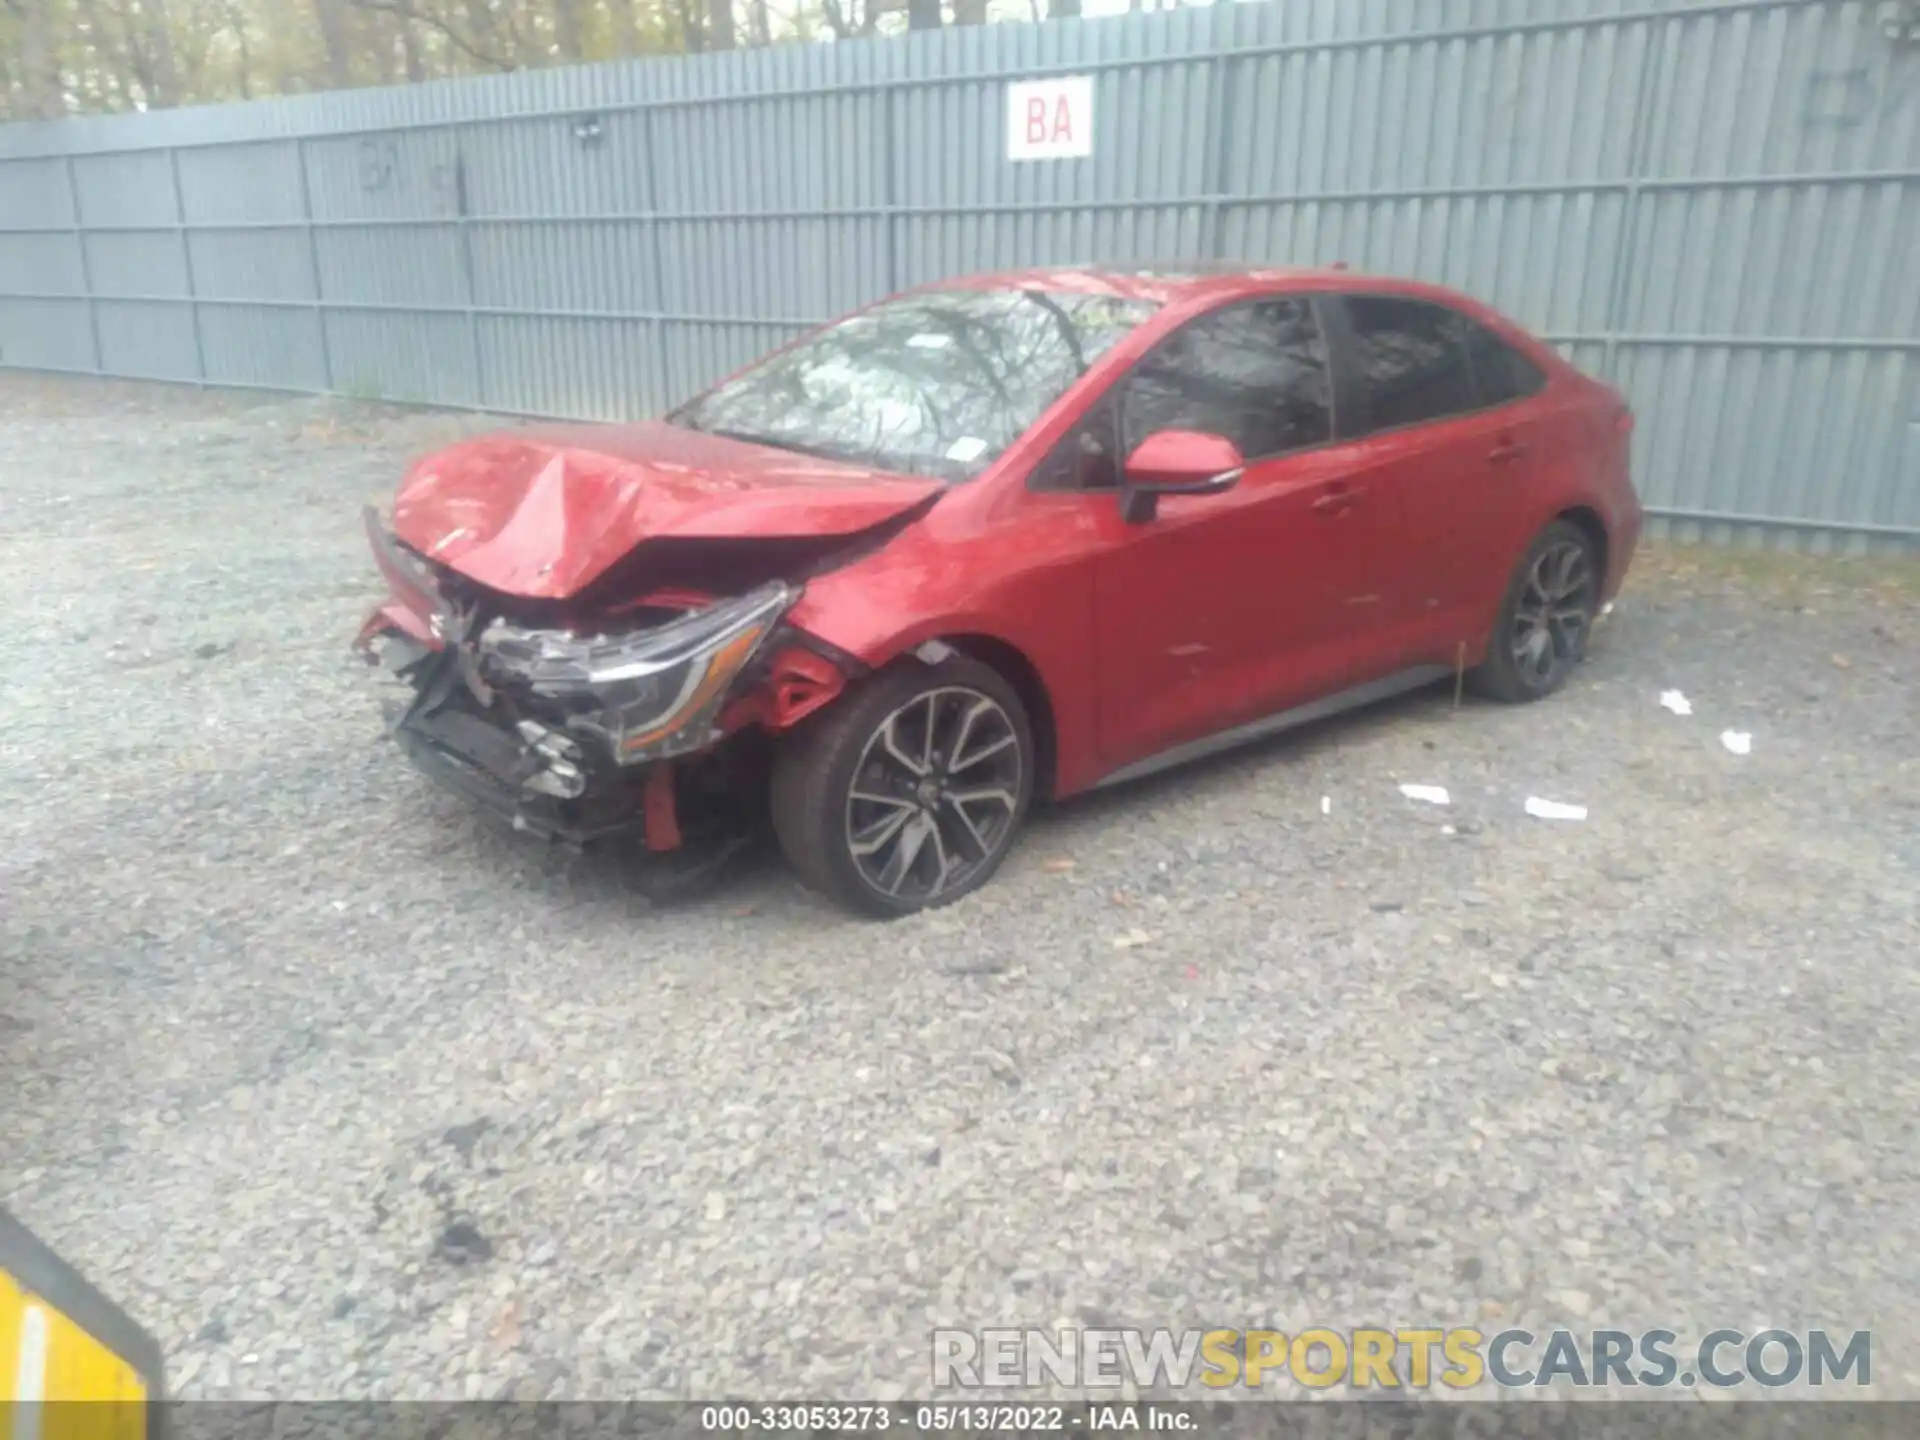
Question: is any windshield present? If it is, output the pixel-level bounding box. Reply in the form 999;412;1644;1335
669;288;1159;482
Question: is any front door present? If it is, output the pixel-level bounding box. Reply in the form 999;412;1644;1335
1078;296;1405;770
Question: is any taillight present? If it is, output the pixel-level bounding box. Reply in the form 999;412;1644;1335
1613;405;1635;435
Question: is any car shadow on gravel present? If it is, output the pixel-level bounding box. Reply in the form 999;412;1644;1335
382;613;1646;918
1031;675;1462;833
384;672;1513;918
401;782;789;912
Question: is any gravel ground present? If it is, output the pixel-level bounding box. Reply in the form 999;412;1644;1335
3;373;1917;1403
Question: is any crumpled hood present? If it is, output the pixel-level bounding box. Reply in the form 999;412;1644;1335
390;422;944;599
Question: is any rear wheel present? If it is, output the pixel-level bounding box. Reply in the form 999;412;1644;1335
1470;520;1600;703
770;656;1034;918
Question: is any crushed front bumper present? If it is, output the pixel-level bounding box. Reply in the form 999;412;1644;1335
357;544;811;851
356;512;864;850
391;697;645;846
368;630;669;848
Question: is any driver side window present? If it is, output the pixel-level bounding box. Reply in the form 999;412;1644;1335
1120;298;1333;460
1028;297;1333;493
1030;401;1121;492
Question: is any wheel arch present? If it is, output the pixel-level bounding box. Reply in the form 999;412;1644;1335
1553;504;1610;586
908;632;1060;803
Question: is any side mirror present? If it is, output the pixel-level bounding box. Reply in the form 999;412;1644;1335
1119;430;1245;524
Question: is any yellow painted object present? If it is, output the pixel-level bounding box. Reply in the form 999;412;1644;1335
1;1210;161;1440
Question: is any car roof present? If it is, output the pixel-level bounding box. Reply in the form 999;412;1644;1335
927;262;1426;307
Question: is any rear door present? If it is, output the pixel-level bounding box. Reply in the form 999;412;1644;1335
1324;295;1548;655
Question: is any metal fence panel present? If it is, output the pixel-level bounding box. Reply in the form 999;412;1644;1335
84;229;189;297
200;304;329;391
0;0;1914;551
95;298;199;380
69;152;177;226
176;140;308;222
0;298;92;370
0;157;76;227
0;232;83;296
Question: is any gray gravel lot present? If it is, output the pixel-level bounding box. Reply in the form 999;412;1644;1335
3;373;1918;1402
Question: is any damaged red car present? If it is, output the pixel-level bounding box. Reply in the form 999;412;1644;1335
356;265;1641;917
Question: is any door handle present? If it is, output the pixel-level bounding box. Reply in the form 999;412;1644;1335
1488;437;1530;465
1311;487;1361;515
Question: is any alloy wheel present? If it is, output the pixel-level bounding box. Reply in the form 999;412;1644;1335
1510;539;1596;688
844;686;1024;904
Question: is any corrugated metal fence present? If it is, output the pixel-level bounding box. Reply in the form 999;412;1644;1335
1;0;1914;549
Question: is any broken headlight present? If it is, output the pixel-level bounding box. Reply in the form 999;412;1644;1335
476;582;795;764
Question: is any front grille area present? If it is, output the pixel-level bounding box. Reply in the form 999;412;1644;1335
396;680;648;845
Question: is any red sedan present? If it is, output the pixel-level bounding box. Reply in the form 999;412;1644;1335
356;265;1641;916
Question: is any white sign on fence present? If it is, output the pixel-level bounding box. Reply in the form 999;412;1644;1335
1007;76;1094;161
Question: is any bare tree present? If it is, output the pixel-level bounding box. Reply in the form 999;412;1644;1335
396;13;424;80
74;0;131;107
226;0;255;95
552;0;583;57
607;0;640;54
3;0;64;116
820;0;877;38
139;0;184;103
462;0;500;54
0;0;1118;122
352;0;517;69
674;0;702;50
312;0;354;83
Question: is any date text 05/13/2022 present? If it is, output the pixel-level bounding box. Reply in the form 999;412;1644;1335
698;1406;1188;1432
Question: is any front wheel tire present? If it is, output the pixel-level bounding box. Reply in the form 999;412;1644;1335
770;656;1034;918
1470;519;1601;703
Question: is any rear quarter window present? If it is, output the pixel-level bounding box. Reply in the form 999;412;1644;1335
1342;295;1478;433
1462;320;1548;407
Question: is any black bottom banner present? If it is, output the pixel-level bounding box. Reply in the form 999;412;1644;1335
26;1401;1916;1440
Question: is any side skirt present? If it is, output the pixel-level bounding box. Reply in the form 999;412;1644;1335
1090;665;1454;791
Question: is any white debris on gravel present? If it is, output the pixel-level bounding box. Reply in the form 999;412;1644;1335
1398;784;1451;806
1721;730;1754;755
1525;797;1590;822
1659;690;1694;716
4;375;1919;1402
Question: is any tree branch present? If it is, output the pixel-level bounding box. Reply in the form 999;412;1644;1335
347;0;517;69
226;0;254;97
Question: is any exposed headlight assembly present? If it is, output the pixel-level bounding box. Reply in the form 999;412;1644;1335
477;582;796;764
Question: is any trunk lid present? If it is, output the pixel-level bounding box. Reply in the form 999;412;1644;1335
391;422;945;599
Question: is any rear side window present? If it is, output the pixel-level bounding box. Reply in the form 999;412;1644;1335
1462;320;1547;406
1343;296;1478;433
1119;298;1333;461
